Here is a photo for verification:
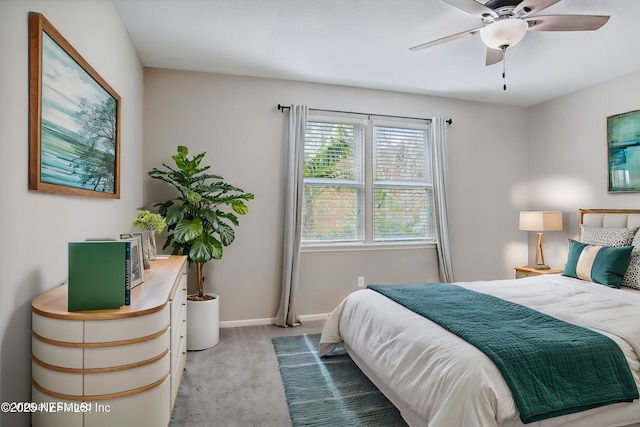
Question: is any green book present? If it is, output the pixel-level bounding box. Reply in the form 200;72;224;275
68;241;128;311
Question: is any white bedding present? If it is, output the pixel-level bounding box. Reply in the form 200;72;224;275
319;275;640;427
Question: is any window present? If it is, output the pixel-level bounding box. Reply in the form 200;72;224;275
302;120;364;242
374;125;433;241
301;114;434;245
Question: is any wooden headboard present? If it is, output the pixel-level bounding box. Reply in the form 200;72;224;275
579;209;640;230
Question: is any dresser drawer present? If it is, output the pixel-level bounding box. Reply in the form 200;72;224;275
84;376;171;427
172;301;187;345
84;351;170;395
31;388;83;427
84;305;169;342
33;314;84;343
171;315;187;373
170;274;187;320
32;338;84;369
84;327;170;369
32;360;84;395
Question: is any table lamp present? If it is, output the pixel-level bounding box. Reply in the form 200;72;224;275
519;211;563;270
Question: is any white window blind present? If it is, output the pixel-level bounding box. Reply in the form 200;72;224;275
373;125;433;241
302;115;434;245
302;121;364;242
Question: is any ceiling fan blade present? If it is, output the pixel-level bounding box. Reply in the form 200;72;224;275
441;0;497;18
526;14;610;31
409;27;481;51
514;0;561;17
486;48;504;66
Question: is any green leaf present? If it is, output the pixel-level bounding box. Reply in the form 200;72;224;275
177;146;189;157
190;238;223;262
183;188;202;204
174;218;203;243
155;200;174;217
165;204;188;225
172;155;187;172
189;240;213;263
218;223;235;246
190;152;206;171
200;207;218;225
210;238;223;259
223;212;239;226
231;200;249;215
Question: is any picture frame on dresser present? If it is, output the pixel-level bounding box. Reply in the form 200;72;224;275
133;232;151;270
131;234;144;287
28;12;121;198
121;234;144;288
608;109;640;192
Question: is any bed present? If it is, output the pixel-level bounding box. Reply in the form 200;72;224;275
319;209;640;427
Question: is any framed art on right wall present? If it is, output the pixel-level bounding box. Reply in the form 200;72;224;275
608;109;640;192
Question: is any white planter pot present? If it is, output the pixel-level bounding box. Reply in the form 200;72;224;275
187;294;219;350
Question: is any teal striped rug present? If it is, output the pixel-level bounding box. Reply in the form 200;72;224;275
272;334;408;427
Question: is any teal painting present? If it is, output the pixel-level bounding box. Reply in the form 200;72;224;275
608;110;640;192
29;13;120;198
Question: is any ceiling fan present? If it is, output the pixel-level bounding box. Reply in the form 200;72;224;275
410;0;610;66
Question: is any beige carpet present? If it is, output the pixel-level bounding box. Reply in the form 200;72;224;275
170;320;325;427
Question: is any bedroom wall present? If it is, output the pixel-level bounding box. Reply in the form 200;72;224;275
528;69;640;270
0;1;143;425
143;69;530;323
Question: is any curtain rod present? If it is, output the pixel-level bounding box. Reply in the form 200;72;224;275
277;104;452;125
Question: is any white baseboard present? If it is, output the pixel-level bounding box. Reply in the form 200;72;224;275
220;317;275;328
219;313;330;328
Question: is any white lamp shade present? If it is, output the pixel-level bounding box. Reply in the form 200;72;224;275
519;211;563;232
480;19;528;50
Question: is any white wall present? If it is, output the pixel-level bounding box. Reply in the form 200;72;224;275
0;1;143;425
298;247;440;315
528;70;640;269
143;69;530;322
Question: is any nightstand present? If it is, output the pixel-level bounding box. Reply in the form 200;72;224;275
515;266;563;279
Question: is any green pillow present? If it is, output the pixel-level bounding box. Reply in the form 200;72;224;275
562;240;633;288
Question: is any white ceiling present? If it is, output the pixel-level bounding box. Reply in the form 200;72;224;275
112;0;640;107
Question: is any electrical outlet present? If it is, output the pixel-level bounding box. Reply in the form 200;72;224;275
357;276;365;288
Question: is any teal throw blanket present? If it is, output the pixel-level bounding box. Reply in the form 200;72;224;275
368;284;638;423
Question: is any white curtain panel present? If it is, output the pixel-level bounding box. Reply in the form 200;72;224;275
431;117;455;283
275;105;308;327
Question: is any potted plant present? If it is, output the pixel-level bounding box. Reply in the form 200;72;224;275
149;146;254;349
132;210;167;266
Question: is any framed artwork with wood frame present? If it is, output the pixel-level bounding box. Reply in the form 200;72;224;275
28;12;121;198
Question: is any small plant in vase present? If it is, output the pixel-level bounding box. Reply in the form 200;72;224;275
132;210;167;264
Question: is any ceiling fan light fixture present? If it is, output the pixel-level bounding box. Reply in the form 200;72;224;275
480;19;528;49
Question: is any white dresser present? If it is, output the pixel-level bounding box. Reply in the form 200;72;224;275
31;256;188;427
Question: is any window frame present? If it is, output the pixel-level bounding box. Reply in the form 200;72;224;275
301;113;436;250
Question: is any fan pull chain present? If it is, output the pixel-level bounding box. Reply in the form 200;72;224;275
502;46;507;91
